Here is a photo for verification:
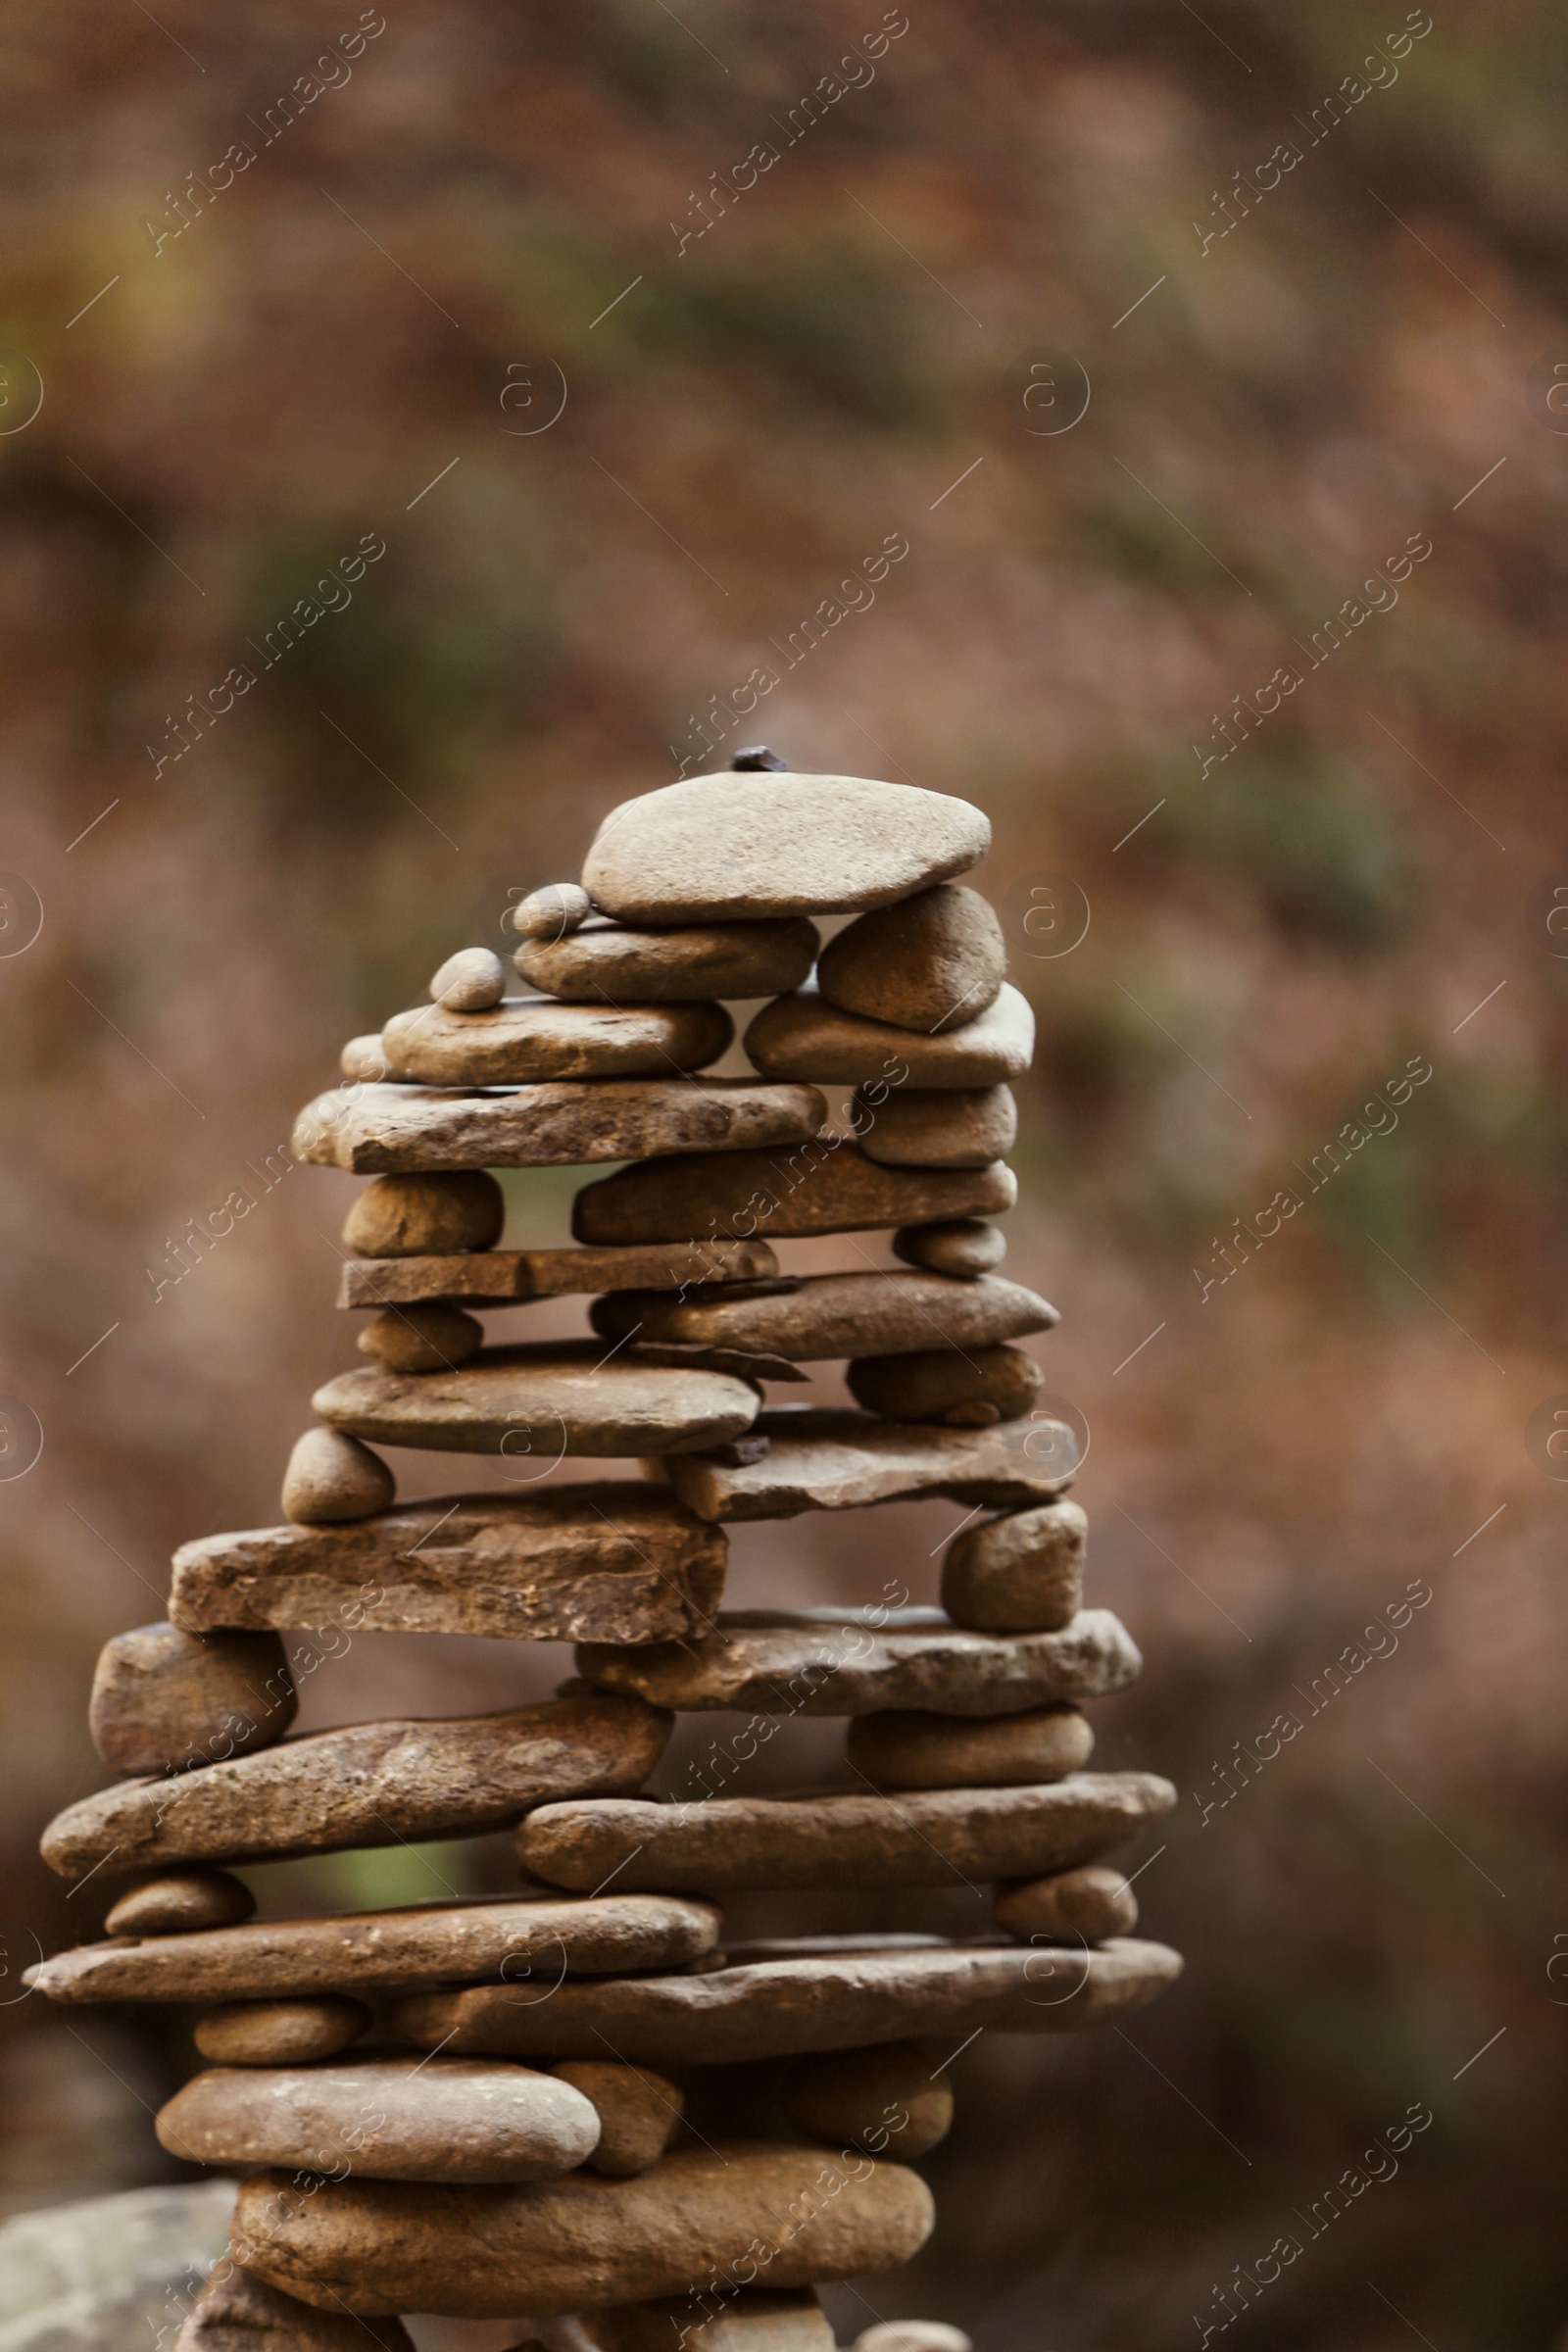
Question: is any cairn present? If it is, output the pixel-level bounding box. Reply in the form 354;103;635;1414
30;756;1181;2350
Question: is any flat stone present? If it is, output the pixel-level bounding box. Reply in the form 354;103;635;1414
746;986;1034;1090
338;1238;779;1308
105;1870;255;1937
856;2328;971;2352
846;1345;1043;1426
171;1486;727;1647
296;1079;826;1175
512;881;593;939
161;2056;602;2184
653;1409;1075;1521
577;1607;1138;1716
574;1145;1015;1248
282;1427;396;1524
861;1090;1017;1171
995;1863;1138;1944
229;2144;934;2320
29;1892;720;2007
90;1624;295;1776
817;887;1005;1035
581;770;990;925
893;1220;1006;1277
846;1704;1093;1789
592;2291;833;2350
941;1500;1086;1634
343;1171;506;1257
39;1692;671;1878
430;946;507;1010
555;2060;683;2176
0;2182;237;2351
381;998;733;1086
175;2265;416;2351
356;1302;484;1372
781;2040;952;2159
591;1273;1054;1366
341;1032;394;1083
517;917;819;1004
194;1995;368;2065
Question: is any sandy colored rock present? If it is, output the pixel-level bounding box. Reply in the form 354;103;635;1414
941;1500;1086;1634
381;997;733;1086
746;986;1034;1091
339;1238;779;1307
105;1870;255;1938
859;1087;1017;1170
847;1345;1043;1427
40;1692;671;1878
555;2061;683;2177
341;1032;394;1083
573;1142;1014;1248
281;1427;396;1524
817;886;1005;1035
512;881;593;939
230;2143;934;2319
995;1863;1138;1943
430;946;507;1009
343;1170;507;1257
592;2291;833;2349
194;1995;368;2065
592;1273;1054;1367
846;1704;1093;1789
172;1486;727;1648
782;2040;953;2159
517;917;819;1004
355;1301;484;1372
89;1624;295;1776
174;2264;416;2352
893;1219;1006;1276
856;2328;971;2352
582;769;990;924
297;1079;826;1175
654;1408;1074;1521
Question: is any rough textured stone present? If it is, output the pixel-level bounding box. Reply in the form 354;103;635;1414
654;1408;1075;1521
172;1486;727;1648
298;1079;826;1175
994;1863;1138;1944
892;1220;1006;1277
746;986;1034;1090
591;2291;833;2349
941;1500;1086;1634
518;917;819;1004
355;1301;485;1372
574;1143;1014;1248
846;1345;1043;1427
555;2060;683;2177
512;881;593;939
0;2182;237;2351
230;2144;935;2319
343;1169;507;1257
846;1704;1094;1789
30;1893;720;2007
341;1032;394;1083
592;1273;1054;1366
90;1624;295;1775
817;887;1005;1035
338;1238;779;1307
160;2056;602;2183
381;997;733;1085
105;1870;255;1938
430;946;507;1010
781;2040;953;2159
859;1088;1017;1170
582;770;989;924
577;1607;1138;1717
194;1995;369;2065
856;2328;971;2352
40;1692;672;1878
281;1427;396;1524
175;2264;416;2352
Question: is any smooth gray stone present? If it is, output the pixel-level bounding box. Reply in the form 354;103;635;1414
0;2182;235;2350
293;1079;826;1174
654;1407;1076;1520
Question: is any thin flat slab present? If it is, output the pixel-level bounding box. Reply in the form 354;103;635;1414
576;1607;1140;1715
747;985;1035;1090
380;998;732;1085
292;1078;826;1174
573;1142;1014;1246
170;1486;726;1647
517;917;819;1004
336;1238;778;1307
591;1271;1055;1363
313;1345;760;1458
652;1408;1076;1520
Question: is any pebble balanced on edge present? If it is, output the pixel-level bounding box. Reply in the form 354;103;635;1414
30;754;1182;2352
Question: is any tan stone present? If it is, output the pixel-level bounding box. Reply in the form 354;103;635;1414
573;1143;1014;1248
654;1408;1075;1521
941;1501;1086;1634
430;946;507;1010
746;987;1034;1091
517;917;819;1004
341;1033;394;1084
994;1863;1138;1943
355;1302;484;1372
555;2060;683;2177
592;1273;1054;1367
781;2040;952;2159
281;1427;396;1524
104;1870;255;1938
846;1345;1042;1427
859;1088;1016;1170
817;887;1005;1035
846;1704;1093;1789
89;1624;295;1776
381;997;733;1086
892;1220;1005;1277
173;2265;416;2352
512;881;592;939
856;2328;971;2352
343;1171;506;1257
194;1995;369;2065
297;1080;826;1175
338;1238;779;1308
591;2290;833;2349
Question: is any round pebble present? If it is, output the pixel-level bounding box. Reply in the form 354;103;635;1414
356;1302;485;1373
846;1703;1093;1791
194;1994;371;2066
340;1033;393;1082
281;1426;395;1524
513;882;593;940
818;884;1005;1035
429;946;507;1010
941;1498;1086;1633
892;1219;1007;1277
782;2040;953;2160
106;1870;255;1938
555;2060;684;2177
343;1170;506;1258
846;1344;1042;1426
994;1861;1137;1944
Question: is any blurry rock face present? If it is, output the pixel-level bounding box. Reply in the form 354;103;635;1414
0;2182;236;2351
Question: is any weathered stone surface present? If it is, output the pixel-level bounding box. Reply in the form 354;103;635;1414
175;2264;416;2352
781;2040;953;2159
555;2060;683;2177
338;1238;780;1307
194;1995;368;2065
356;1302;484;1373
388;1938;1184;2068
941;1500;1086;1634
297;1080;827;1175
161;2057;602;2183
313;1346;760;1459
892;1219;1006;1277
577;1607;1138;1717
818;887;1005;1036
846;1345;1043;1427
512;881;592;940
0;2182;237;2352
856;2328;971;2352
582;770;990;925
343;1171;506;1257
90;1624;295;1776
105;1870;255;1938
281;1427;396;1524
341;1032;394;1083
592;1273;1054;1367
654;1409;1075;1521
381;997;733;1086
518;917;819;1004
995;1863;1138;1944
574;1143;1014;1248
746;986;1034;1091
40;1693;672;1878
846;1704;1094;1789
430;946;507;1010
30;1893;720;2006
591;2290;833;2349
230;2144;934;2319
172;1487;727;1647
859;1088;1017;1170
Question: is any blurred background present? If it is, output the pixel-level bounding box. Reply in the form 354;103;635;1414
1;0;1565;2343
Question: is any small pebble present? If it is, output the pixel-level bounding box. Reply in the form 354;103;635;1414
340;1033;392;1082
847;1344;1041;1426
357;1302;484;1373
343;1170;506;1257
783;2040;953;2159
281;1426;395;1524
429;946;507;1010
994;1861;1137;1944
893;1218;1007;1278
555;2059;684;2177
941;1497;1085;1633
817;884;1005;1035
512;882;593;940
106;1870;255;1938
194;1994;371;2066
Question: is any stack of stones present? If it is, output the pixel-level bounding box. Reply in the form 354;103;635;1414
30;759;1180;2352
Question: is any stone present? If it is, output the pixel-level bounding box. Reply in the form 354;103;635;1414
430;945;507;1009
994;1862;1138;1944
516;1775;1174;1894
817;886;1005;1035
554;2060;683;2176
30;1892;720;2007
576;1607;1139;1717
160;2057;602;2183
171;1486;727;1648
0;2181;237;2351
591;2291;833;2349
512;881;593;940
338;1238;780;1308
387;1939;1185;2069
591;1273;1054;1366
846;1704;1094;1789
581;769;990;925
229;2144;934;2319
281;1427;396;1524
860;1089;1017;1171
892;1219;1006;1277
941;1500;1086;1634
313;1345;760;1460
89;1624;295;1775
355;1301;484;1372
747;985;1034;1091
517;917;819;1004
846;1345;1043;1427
39;1692;672;1878
175;2264;416;2351
781;2040;953;2159
856;2328;971;2352
341;1032;393;1083
194;1995;369;2065
105;1870;256;1937
380;997;733;1086
654;1409;1076;1521
297;1079;826;1175
343;1171;506;1257
574;1144;1015;1248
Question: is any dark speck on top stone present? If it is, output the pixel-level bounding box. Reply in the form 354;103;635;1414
731;746;788;770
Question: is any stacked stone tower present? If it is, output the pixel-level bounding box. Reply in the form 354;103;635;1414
30;759;1180;2351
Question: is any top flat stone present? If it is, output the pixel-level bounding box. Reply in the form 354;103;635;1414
582;773;991;924
517;918;819;1004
